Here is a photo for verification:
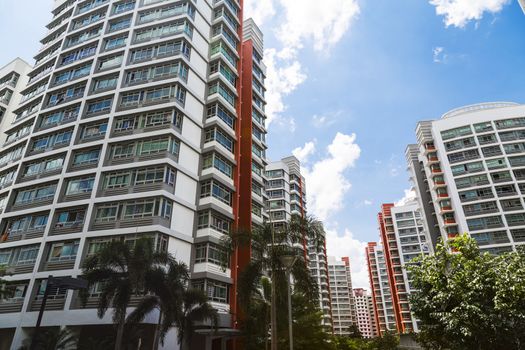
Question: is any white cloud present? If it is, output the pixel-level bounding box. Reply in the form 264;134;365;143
264;49;307;125
433;46;446;63
395;189;417;207
292;141;316;164
311;110;343;128
243;0;275;26
363;200;373;206
302;133;361;221
429;0;511;28
326;228;370;289
277;0;360;53
247;0;360;126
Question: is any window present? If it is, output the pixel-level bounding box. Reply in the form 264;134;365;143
454;174;490;189
17;245;39;265
474;122;493;133
505;213;525;226
15;184;56;204
134;20;192;43
477;134;497;145
200;180;232;205
462;201;498;216
447;149;479;164
466;216;503;231
55;210;85;227
481;145;502;157
459;187;493;202
204;127;234;152
105;35;128;50
207;103;234;129
49;241;79;261
194;243;227;266
500;199;523;212
66;176;95;195
95;204;119;222
135;166;166;185
73;149;100;166
202;153;233;178
86;98;113;115
108;17;131;32
495;184;517;197
486;158;506;170
495;118;525;129
490;171;512;183
81;122;107;139
197;210;231;234
93;75;118;91
98;53;123;70
104;171;131;188
113;0;135;14
441;126;472;140
123;199;155;219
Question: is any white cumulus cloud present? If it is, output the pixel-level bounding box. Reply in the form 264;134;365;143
243;0;275;26
429;0;511;28
264;49;307;125
433;46;446;63
243;0;359;126
301;133;361;221
276;0;360;54
395;189;417;207
326;228;370;289
292;141;316;164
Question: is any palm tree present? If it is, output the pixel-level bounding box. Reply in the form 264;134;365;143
81;237;170;350
19;327;78;350
177;288;218;350
224;214;324;349
126;259;189;350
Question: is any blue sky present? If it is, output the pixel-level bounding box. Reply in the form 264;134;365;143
1;0;525;287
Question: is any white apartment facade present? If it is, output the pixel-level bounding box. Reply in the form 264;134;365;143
0;59;32;145
416;102;525;253
366;242;397;335
353;288;375;338
0;0;267;348
391;201;431;332
327;256;356;336
266;156;333;330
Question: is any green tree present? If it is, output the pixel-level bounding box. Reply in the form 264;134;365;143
176;288;218;350
346;324;362;339
19;327;78;350
126;259;188;349
224;214;328;349
126;259;218;350
408;234;525;350
82;237;170;350
370;331;399;350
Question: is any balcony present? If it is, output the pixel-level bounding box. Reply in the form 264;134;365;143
99;181;175;197
91;216;171;231
0;297;24;314
29;295;66;312
0;227;45;243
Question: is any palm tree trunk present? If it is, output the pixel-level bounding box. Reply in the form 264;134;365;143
152;311;162;350
271;269;277;350
115;315;125;350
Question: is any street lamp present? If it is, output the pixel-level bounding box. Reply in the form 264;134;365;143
30;276;88;350
280;255;297;350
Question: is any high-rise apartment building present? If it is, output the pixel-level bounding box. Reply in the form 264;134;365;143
390;202;431;333
414;102;525;253
0;0;267;348
327;256;356;336
406;144;441;248
365;242;396;335
0;59;32;144
266;156;333;330
353;288;376;338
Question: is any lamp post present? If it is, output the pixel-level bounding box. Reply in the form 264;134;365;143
30;276;88;350
280;255;297;350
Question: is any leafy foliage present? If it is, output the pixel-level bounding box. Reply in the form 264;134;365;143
81;237;170;350
223;214;326;349
408;234;525;350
